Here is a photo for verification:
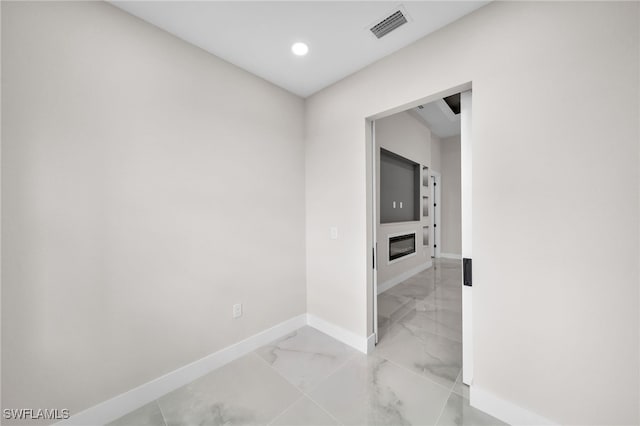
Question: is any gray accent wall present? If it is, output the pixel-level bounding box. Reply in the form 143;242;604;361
379;149;420;224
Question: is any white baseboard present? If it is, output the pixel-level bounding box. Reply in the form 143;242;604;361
58;312;373;426
377;260;432;294
440;253;462;260
57;314;307;426
471;386;557;426
306;314;370;354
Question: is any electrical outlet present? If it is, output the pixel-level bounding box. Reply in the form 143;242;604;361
330;227;338;240
233;303;242;318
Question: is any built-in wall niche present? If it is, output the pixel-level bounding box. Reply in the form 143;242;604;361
423;226;429;246
422;196;429;217
380;148;420;223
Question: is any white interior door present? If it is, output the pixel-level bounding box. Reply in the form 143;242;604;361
430;172;441;258
461;90;473;385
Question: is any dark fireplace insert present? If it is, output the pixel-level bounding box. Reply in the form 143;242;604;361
389;233;416;261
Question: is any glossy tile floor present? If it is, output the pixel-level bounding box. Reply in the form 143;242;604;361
110;259;505;426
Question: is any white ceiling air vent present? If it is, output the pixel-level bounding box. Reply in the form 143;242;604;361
370;9;408;39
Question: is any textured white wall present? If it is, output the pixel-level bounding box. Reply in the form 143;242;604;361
430;134;442;174
2;1;305;419
305;2;639;424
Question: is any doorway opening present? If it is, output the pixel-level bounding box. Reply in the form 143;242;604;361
367;85;473;392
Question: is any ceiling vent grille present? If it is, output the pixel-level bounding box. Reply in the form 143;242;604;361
370;10;408;39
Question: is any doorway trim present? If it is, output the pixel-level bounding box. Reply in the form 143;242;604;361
460;89;473;385
365;80;471;361
371;119;379;344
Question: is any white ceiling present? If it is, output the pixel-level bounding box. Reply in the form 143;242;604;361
413;99;460;138
110;1;490;97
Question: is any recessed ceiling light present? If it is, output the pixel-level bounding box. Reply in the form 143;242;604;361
291;42;309;56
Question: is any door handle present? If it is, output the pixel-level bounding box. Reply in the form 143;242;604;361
463;258;472;287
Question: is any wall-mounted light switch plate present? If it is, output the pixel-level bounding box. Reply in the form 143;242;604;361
233;303;242;318
330;227;338;240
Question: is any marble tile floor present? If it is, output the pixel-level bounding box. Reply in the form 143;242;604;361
377;259;463;390
110;260;504;426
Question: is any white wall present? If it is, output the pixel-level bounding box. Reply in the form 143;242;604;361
430;133;442;174
375;112;431;287
2;1;305;419
305;2;639;424
441;136;461;256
